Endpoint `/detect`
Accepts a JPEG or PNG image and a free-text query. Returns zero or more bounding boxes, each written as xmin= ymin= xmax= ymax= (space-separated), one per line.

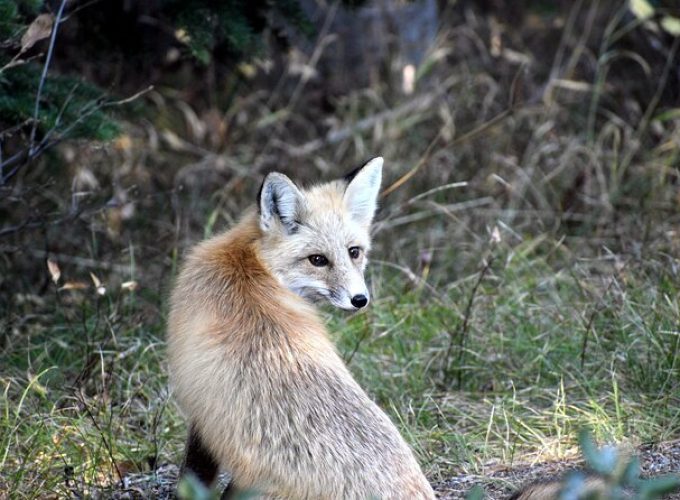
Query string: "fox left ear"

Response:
xmin=343 ymin=157 xmax=383 ymax=227
xmin=259 ymin=172 xmax=305 ymax=234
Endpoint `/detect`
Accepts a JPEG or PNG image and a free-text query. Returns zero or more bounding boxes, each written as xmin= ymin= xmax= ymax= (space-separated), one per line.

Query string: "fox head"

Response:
xmin=257 ymin=157 xmax=382 ymax=311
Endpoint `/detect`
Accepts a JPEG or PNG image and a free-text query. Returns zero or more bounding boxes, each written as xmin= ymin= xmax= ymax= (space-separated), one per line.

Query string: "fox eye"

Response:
xmin=308 ymin=254 xmax=329 ymax=267
xmin=348 ymin=247 xmax=361 ymax=259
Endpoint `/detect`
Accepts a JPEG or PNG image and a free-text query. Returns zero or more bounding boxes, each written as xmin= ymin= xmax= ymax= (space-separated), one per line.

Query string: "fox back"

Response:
xmin=167 ymin=158 xmax=434 ymax=499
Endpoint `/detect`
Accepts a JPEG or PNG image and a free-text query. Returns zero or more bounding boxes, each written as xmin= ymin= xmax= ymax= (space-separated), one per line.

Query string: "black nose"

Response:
xmin=351 ymin=294 xmax=368 ymax=308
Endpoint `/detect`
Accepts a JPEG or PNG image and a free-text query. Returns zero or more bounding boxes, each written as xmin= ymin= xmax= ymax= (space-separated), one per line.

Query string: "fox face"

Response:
xmin=257 ymin=158 xmax=382 ymax=311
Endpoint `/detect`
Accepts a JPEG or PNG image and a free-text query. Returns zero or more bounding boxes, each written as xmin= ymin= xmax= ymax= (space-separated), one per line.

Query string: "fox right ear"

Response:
xmin=343 ymin=157 xmax=383 ymax=228
xmin=258 ymin=173 xmax=305 ymax=233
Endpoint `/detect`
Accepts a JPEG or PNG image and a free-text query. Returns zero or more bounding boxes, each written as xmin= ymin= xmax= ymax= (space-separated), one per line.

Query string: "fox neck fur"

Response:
xmin=175 ymin=210 xmax=333 ymax=354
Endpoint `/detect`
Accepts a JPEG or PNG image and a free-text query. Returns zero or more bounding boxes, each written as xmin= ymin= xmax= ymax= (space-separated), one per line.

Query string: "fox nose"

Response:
xmin=351 ymin=294 xmax=368 ymax=308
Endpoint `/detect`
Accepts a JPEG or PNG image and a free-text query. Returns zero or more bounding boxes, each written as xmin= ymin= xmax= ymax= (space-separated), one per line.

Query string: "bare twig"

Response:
xmin=343 ymin=320 xmax=372 ymax=366
xmin=0 ymin=52 xmax=44 ymax=73
xmin=251 ymin=1 xmax=340 ymax=170
xmin=60 ymin=0 xmax=102 ymax=22
xmin=380 ymin=128 xmax=444 ymax=198
xmin=377 ymin=64 xmax=523 ymax=206
xmin=404 ymin=182 xmax=468 ymax=204
xmin=280 ymin=75 xmax=460 ymax=159
xmin=28 ymin=0 xmax=68 ymax=156
xmin=441 ymin=252 xmax=495 ymax=387
xmin=0 ymin=191 xmax=109 ymax=237
xmin=74 ymin=388 xmax=123 ymax=484
xmin=577 ymin=262 xmax=626 ymax=369
xmin=373 ymin=259 xmax=449 ymax=304
xmin=1 ymin=86 xmax=152 ymax=186
xmin=619 ymin=35 xmax=680 ymax=175
xmin=285 ymin=1 xmax=339 ymax=112
xmin=381 ymin=108 xmax=512 ymax=198
xmin=586 ymin=4 xmax=629 ymax=142
xmin=149 ymin=395 xmax=170 ymax=473
xmin=0 ymin=245 xmax=133 ymax=273
xmin=0 ymin=118 xmax=34 ymax=141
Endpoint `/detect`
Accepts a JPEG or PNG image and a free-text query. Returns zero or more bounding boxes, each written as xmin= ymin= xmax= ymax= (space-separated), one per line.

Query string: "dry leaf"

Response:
xmin=89 ymin=272 xmax=101 ymax=288
xmin=661 ymin=16 xmax=680 ymax=36
xmin=21 ymin=14 xmax=54 ymax=53
xmin=46 ymin=258 xmax=60 ymax=284
xmin=114 ymin=134 xmax=133 ymax=151
xmin=115 ymin=460 xmax=138 ymax=480
xmin=630 ymin=0 xmax=654 ymax=20
xmin=402 ymin=64 xmax=416 ymax=95
xmin=161 ymin=129 xmax=185 ymax=151
xmin=177 ymin=101 xmax=206 ymax=142
xmin=73 ymin=167 xmax=100 ymax=191
xmin=174 ymin=28 xmax=190 ymax=44
xmin=60 ymin=281 xmax=88 ymax=291
xmin=490 ymin=226 xmax=502 ymax=244
xmin=120 ymin=280 xmax=138 ymax=292
xmin=89 ymin=272 xmax=106 ymax=296
xmin=238 ymin=62 xmax=257 ymax=79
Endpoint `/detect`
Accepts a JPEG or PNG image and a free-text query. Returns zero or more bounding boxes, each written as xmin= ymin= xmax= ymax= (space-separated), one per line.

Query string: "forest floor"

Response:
xmin=103 ymin=440 xmax=680 ymax=498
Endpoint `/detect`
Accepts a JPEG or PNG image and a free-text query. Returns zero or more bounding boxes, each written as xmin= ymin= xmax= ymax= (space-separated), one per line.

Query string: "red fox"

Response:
xmin=168 ymin=158 xmax=435 ymax=499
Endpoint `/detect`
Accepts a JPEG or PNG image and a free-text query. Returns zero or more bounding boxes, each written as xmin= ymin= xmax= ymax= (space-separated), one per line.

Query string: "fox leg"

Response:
xmin=219 ymin=483 xmax=239 ymax=499
xmin=180 ymin=424 xmax=221 ymax=487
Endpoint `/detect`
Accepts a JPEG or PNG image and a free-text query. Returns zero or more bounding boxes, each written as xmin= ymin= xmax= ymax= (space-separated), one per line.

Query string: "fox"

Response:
xmin=509 ymin=472 xmax=632 ymax=500
xmin=167 ymin=157 xmax=435 ymax=499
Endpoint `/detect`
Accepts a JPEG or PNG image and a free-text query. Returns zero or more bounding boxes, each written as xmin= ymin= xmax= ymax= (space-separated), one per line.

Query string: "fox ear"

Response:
xmin=258 ymin=172 xmax=305 ymax=233
xmin=343 ymin=157 xmax=383 ymax=227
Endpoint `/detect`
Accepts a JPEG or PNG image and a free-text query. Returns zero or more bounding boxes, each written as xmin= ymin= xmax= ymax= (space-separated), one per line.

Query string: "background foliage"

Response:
xmin=0 ymin=0 xmax=323 ymax=165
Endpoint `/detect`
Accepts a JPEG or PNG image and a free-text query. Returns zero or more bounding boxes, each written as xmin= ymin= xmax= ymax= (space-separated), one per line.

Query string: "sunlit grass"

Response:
xmin=328 ymin=235 xmax=680 ymax=481
xmin=0 ymin=292 xmax=182 ymax=497
xmin=2 ymin=224 xmax=679 ymax=496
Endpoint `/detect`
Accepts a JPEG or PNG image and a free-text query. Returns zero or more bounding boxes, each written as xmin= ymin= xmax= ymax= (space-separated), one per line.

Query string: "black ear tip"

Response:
xmin=344 ymin=157 xmax=383 ymax=183
xmin=344 ymin=158 xmax=373 ymax=183
xmin=343 ymin=166 xmax=363 ymax=184
xmin=257 ymin=170 xmax=276 ymax=205
xmin=257 ymin=172 xmax=278 ymax=211
xmin=256 ymin=177 xmax=267 ymax=211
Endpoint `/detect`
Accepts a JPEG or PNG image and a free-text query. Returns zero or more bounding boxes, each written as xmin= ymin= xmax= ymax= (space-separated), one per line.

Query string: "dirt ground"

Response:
xmin=107 ymin=441 xmax=680 ymax=499
xmin=435 ymin=440 xmax=680 ymax=499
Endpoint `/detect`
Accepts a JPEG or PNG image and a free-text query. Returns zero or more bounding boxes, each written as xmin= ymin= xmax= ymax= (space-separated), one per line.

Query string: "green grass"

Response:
xmin=0 ymin=292 xmax=182 ymax=496
xmin=2 ymin=234 xmax=679 ymax=496
xmin=329 ymin=237 xmax=680 ymax=479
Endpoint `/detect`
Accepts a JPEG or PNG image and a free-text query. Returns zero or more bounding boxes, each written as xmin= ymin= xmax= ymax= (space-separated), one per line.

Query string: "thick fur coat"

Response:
xmin=168 ymin=159 xmax=434 ymax=499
